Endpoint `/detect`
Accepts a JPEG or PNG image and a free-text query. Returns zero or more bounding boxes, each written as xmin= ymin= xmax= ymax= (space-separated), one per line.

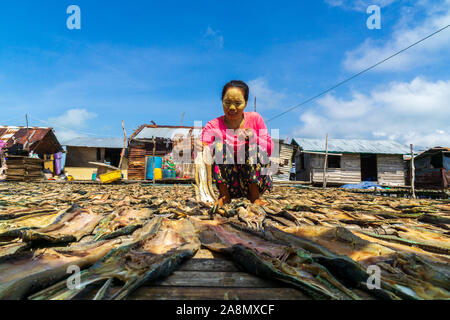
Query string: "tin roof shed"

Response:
xmin=292 ymin=138 xmax=410 ymax=155
xmin=63 ymin=137 xmax=124 ymax=149
xmin=0 ymin=126 xmax=63 ymax=155
xmin=131 ymin=125 xmax=201 ymax=141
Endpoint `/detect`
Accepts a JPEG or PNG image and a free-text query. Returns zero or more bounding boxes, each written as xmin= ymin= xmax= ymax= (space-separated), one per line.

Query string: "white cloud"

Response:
xmin=48 ymin=108 xmax=97 ymax=142
xmin=344 ymin=0 xmax=450 ymax=72
xmin=203 ymin=26 xmax=224 ymax=49
xmin=248 ymin=78 xmax=287 ymax=110
xmin=325 ymin=0 xmax=398 ymax=11
xmin=294 ymin=77 xmax=450 ymax=148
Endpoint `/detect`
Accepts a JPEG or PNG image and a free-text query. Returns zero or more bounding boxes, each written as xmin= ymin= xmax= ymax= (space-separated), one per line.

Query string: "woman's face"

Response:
xmin=222 ymin=87 xmax=247 ymax=120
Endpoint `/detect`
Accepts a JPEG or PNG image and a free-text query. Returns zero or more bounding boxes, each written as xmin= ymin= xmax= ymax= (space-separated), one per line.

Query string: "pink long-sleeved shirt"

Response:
xmin=201 ymin=112 xmax=273 ymax=157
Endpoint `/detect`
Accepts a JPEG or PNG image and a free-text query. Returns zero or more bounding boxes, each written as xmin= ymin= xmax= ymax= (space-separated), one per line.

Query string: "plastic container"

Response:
xmin=99 ymin=170 xmax=122 ymax=183
xmin=146 ymin=156 xmax=163 ymax=180
xmin=92 ymin=173 xmax=97 ymax=181
xmin=162 ymin=169 xmax=171 ymax=178
xmin=154 ymin=168 xmax=162 ymax=180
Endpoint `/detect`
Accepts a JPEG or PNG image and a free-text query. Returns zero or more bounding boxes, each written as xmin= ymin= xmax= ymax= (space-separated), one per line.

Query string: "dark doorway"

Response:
xmin=360 ymin=154 xmax=378 ymax=182
xmin=105 ymin=148 xmax=121 ymax=167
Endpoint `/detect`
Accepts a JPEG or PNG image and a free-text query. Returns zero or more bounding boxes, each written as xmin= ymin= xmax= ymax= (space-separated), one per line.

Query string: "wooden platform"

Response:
xmin=79 ymin=249 xmax=311 ymax=300
xmin=39 ymin=179 xmax=195 ymax=185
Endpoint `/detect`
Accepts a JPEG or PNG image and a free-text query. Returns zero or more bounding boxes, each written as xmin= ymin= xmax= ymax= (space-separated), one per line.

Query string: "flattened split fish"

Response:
xmin=0 ymin=238 xmax=127 ymax=300
xmin=30 ymin=217 xmax=200 ymax=300
xmin=194 ymin=147 xmax=217 ymax=204
xmin=21 ymin=205 xmax=106 ymax=245
xmin=193 ymin=217 xmax=364 ymax=300
xmin=93 ymin=207 xmax=154 ymax=241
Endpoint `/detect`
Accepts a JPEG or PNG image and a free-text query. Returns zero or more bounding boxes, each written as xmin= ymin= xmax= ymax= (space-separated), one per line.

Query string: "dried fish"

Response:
xmin=0 ymin=238 xmax=127 ymax=300
xmin=0 ymin=182 xmax=448 ymax=300
xmin=194 ymin=148 xmax=217 ymax=204
xmin=195 ymin=218 xmax=366 ymax=300
xmin=30 ymin=217 xmax=200 ymax=300
xmin=21 ymin=205 xmax=106 ymax=245
xmin=93 ymin=207 xmax=154 ymax=241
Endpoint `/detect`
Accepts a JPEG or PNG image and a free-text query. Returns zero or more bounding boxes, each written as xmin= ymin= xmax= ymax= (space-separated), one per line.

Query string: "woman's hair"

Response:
xmin=221 ymin=80 xmax=249 ymax=102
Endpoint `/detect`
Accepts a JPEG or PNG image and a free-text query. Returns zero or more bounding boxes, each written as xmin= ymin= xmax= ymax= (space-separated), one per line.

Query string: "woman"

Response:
xmin=198 ymin=80 xmax=273 ymax=206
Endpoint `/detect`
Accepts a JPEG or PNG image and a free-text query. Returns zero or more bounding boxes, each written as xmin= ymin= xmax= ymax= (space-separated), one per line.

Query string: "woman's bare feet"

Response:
xmin=217 ymin=195 xmax=231 ymax=207
xmin=216 ymin=183 xmax=231 ymax=207
xmin=252 ymin=198 xmax=268 ymax=206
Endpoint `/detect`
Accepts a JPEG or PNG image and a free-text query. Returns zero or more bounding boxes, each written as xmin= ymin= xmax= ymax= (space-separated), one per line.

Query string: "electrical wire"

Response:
xmin=27 ymin=115 xmax=119 ymax=138
xmin=266 ymin=24 xmax=450 ymax=123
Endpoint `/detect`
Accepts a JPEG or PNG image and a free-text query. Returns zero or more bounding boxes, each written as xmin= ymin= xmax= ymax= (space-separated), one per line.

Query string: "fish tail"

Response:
xmin=110 ymin=277 xmax=140 ymax=300
xmin=28 ymin=271 xmax=105 ymax=300
xmin=93 ymin=278 xmax=113 ymax=300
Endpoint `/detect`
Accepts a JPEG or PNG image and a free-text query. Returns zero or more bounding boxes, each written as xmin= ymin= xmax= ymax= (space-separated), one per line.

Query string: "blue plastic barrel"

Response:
xmin=155 ymin=157 xmax=162 ymax=168
xmin=146 ymin=157 xmax=163 ymax=180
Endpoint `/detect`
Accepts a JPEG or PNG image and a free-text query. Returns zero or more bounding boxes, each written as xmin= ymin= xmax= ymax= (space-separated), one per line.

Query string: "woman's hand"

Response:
xmin=193 ymin=139 xmax=208 ymax=153
xmin=238 ymin=128 xmax=255 ymax=142
xmin=193 ymin=139 xmax=202 ymax=152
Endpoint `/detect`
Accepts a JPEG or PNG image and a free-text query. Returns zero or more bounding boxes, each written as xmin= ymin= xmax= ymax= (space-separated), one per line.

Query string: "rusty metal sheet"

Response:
xmin=0 ymin=127 xmax=50 ymax=147
xmin=0 ymin=126 xmax=62 ymax=154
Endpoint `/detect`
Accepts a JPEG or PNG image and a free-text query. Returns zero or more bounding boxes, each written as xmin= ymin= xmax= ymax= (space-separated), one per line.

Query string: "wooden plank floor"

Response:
xmin=79 ymin=249 xmax=311 ymax=300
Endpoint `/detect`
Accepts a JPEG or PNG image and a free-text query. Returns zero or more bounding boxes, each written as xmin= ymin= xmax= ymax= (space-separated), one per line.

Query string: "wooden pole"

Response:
xmin=410 ymin=144 xmax=416 ymax=199
xmin=25 ymin=114 xmax=30 ymax=151
xmin=152 ymin=136 xmax=156 ymax=185
xmin=180 ymin=112 xmax=185 ymax=126
xmin=118 ymin=120 xmax=127 ymax=170
xmin=323 ymin=133 xmax=328 ymax=188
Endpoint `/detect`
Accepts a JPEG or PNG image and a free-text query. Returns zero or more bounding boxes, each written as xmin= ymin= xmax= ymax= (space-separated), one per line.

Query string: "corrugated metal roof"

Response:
xmin=0 ymin=126 xmax=61 ymax=150
xmin=0 ymin=126 xmax=63 ymax=154
xmin=414 ymin=146 xmax=450 ymax=160
xmin=63 ymin=137 xmax=124 ymax=149
xmin=133 ymin=126 xmax=202 ymax=140
xmin=292 ymin=138 xmax=410 ymax=155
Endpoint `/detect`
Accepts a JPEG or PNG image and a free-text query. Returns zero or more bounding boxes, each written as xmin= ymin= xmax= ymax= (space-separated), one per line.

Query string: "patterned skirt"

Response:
xmin=211 ymin=141 xmax=273 ymax=199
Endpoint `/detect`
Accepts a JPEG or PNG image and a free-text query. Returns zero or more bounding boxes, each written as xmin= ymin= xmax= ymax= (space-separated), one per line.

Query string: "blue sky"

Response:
xmin=1 ymin=0 xmax=449 ymax=148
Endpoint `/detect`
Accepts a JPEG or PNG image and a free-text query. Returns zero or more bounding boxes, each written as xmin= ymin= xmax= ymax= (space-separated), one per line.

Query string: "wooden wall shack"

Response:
xmin=271 ymin=141 xmax=294 ymax=181
xmin=410 ymin=147 xmax=450 ymax=189
xmin=127 ymin=125 xmax=199 ymax=180
xmin=63 ymin=138 xmax=129 ymax=180
xmin=65 ymin=147 xmax=102 ymax=167
xmin=128 ymin=140 xmax=172 ymax=180
xmin=377 ymin=154 xmax=405 ymax=186
xmin=311 ymin=153 xmax=359 ymax=184
xmin=293 ymin=138 xmax=410 ymax=187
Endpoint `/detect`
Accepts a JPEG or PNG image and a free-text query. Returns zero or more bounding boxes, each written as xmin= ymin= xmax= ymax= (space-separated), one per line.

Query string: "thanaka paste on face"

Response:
xmin=222 ymin=87 xmax=247 ymax=121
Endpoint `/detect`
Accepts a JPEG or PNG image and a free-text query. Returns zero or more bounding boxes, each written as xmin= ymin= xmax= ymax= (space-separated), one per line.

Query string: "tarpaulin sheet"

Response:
xmin=340 ymin=181 xmax=385 ymax=190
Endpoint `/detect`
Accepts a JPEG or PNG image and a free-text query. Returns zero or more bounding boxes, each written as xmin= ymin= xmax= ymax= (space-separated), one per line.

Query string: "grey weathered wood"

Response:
xmin=127 ymin=286 xmax=310 ymax=300
xmin=153 ymin=271 xmax=281 ymax=288
xmin=377 ymin=155 xmax=405 ymax=186
xmin=118 ymin=120 xmax=127 ymax=170
xmin=178 ymin=259 xmax=239 ymax=272
xmin=410 ymin=144 xmax=416 ymax=199
xmin=323 ymin=133 xmax=328 ymax=188
xmin=152 ymin=136 xmax=156 ymax=185
xmin=308 ymin=151 xmax=406 ymax=186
